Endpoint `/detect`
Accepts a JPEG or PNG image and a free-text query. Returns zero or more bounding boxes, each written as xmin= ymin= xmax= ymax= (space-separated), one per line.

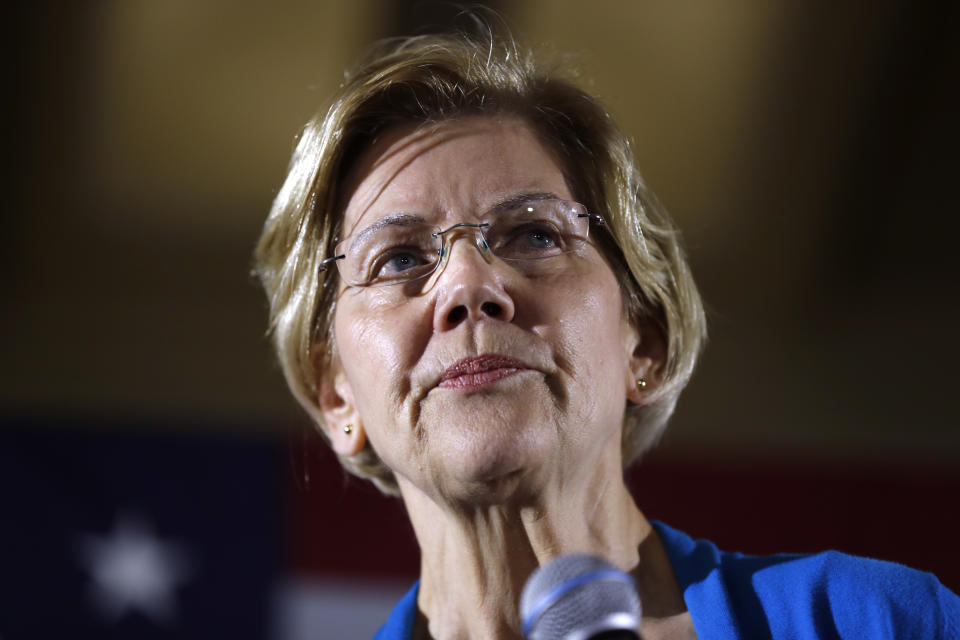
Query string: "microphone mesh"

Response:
xmin=520 ymin=554 xmax=641 ymax=639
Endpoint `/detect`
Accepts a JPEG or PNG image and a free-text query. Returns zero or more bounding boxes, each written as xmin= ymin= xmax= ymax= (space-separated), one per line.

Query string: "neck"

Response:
xmin=398 ymin=461 xmax=651 ymax=639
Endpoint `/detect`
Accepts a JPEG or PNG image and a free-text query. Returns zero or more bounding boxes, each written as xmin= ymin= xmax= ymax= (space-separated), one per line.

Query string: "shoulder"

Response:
xmin=749 ymin=550 xmax=959 ymax=638
xmin=652 ymin=521 xmax=960 ymax=639
xmin=374 ymin=581 xmax=420 ymax=640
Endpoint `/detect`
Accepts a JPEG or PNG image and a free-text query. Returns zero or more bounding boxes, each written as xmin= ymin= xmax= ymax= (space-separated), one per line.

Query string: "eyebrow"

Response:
xmin=350 ymin=213 xmax=428 ymax=250
xmin=488 ymin=192 xmax=559 ymax=214
xmin=347 ymin=192 xmax=560 ymax=248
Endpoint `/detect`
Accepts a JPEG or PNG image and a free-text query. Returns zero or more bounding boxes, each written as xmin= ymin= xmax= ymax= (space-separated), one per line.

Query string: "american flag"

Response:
xmin=0 ymin=416 xmax=414 ymax=639
xmin=4 ymin=414 xmax=957 ymax=638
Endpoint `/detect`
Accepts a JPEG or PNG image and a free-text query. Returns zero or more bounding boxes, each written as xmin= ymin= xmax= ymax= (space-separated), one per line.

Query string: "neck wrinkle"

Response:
xmin=398 ymin=465 xmax=650 ymax=640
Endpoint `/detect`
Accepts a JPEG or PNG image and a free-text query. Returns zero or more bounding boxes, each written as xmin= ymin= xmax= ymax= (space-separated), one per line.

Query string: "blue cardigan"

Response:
xmin=374 ymin=521 xmax=960 ymax=638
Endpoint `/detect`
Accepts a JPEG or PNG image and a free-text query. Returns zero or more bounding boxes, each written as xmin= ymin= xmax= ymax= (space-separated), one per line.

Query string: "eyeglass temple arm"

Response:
xmin=319 ymin=254 xmax=345 ymax=272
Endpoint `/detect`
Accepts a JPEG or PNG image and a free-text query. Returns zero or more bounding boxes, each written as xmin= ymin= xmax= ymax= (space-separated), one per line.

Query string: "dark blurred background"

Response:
xmin=3 ymin=1 xmax=959 ymax=638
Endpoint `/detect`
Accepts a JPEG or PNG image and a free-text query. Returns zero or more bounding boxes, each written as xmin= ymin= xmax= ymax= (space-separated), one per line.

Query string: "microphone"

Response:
xmin=519 ymin=554 xmax=641 ymax=639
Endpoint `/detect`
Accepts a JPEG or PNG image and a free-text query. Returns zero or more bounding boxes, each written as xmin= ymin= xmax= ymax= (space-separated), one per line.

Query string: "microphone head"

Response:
xmin=519 ymin=553 xmax=641 ymax=640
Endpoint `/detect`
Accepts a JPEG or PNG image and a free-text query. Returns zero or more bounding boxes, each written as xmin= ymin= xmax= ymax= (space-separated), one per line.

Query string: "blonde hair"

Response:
xmin=254 ymin=31 xmax=706 ymax=495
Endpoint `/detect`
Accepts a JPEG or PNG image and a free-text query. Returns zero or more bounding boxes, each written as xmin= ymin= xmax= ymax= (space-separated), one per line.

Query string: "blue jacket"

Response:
xmin=374 ymin=521 xmax=960 ymax=638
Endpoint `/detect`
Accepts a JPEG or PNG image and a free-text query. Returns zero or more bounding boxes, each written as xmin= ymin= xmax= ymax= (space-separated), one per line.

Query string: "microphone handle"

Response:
xmin=589 ymin=631 xmax=640 ymax=639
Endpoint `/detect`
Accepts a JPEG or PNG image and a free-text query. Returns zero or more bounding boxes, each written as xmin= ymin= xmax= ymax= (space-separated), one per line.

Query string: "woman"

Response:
xmin=254 ymin=32 xmax=958 ymax=639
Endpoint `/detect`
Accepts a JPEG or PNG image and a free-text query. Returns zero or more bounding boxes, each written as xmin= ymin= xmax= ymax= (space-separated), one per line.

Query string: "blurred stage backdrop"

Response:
xmin=4 ymin=1 xmax=959 ymax=637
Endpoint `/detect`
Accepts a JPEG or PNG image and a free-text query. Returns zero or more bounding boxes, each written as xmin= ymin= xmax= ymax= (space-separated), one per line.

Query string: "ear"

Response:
xmin=312 ymin=343 xmax=366 ymax=457
xmin=622 ymin=317 xmax=668 ymax=405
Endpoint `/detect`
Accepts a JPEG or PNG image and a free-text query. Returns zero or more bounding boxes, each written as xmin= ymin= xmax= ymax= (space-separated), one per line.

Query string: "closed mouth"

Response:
xmin=438 ymin=354 xmax=529 ymax=390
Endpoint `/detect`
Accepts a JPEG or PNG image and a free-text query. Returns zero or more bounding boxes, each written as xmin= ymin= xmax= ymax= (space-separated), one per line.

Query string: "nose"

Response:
xmin=432 ymin=232 xmax=516 ymax=332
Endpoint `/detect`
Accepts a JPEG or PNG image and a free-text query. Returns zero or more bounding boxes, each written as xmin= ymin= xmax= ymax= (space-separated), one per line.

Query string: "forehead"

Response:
xmin=339 ymin=116 xmax=572 ymax=237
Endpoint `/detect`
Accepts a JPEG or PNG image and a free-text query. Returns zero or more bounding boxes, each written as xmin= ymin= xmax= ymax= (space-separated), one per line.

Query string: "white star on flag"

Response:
xmin=77 ymin=511 xmax=193 ymax=626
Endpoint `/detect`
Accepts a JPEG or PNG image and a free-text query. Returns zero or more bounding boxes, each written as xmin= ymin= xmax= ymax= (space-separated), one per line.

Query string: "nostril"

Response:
xmin=446 ymin=305 xmax=468 ymax=326
xmin=480 ymin=301 xmax=502 ymax=317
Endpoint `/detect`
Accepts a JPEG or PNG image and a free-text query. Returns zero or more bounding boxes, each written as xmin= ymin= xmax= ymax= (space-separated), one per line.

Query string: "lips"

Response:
xmin=438 ymin=354 xmax=528 ymax=390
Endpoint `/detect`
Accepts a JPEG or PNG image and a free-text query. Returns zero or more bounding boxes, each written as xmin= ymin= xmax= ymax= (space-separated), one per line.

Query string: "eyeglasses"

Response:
xmin=320 ymin=198 xmax=604 ymax=288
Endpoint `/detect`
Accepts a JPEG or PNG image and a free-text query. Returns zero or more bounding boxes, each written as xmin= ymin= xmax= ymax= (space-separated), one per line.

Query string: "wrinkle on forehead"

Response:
xmin=339 ymin=117 xmax=538 ymax=238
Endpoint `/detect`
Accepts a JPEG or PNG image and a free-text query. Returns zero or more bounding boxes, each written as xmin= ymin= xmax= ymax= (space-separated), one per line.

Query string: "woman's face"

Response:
xmin=323 ymin=116 xmax=642 ymax=502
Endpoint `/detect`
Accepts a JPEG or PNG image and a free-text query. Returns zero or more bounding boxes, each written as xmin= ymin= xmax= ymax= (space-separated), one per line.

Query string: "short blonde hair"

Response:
xmin=254 ymin=31 xmax=706 ymax=495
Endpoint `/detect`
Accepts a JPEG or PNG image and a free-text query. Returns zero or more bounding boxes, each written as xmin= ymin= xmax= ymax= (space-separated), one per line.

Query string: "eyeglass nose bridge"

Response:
xmin=431 ymin=221 xmax=495 ymax=267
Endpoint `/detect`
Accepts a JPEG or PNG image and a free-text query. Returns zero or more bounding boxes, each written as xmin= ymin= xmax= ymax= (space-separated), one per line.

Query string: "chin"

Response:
xmin=427 ymin=427 xmax=555 ymax=505
xmin=414 ymin=383 xmax=561 ymax=501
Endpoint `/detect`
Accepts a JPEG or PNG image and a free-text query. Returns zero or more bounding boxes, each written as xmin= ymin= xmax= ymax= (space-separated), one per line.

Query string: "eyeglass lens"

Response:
xmin=334 ymin=199 xmax=592 ymax=287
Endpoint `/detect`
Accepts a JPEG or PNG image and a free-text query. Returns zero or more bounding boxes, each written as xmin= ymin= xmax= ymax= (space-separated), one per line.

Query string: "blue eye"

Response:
xmin=382 ymin=251 xmax=422 ymax=273
xmin=525 ymin=228 xmax=558 ymax=249
xmin=501 ymin=223 xmax=562 ymax=253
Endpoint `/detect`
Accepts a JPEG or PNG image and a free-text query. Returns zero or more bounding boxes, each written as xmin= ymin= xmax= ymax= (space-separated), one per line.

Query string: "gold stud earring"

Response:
xmin=635 ymin=378 xmax=647 ymax=389
xmin=343 ymin=424 xmax=353 ymax=435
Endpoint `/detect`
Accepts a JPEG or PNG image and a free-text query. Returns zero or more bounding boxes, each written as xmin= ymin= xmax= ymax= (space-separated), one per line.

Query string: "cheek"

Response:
xmin=547 ymin=266 xmax=627 ymax=360
xmin=333 ymin=295 xmax=431 ymax=411
xmin=545 ymin=267 xmax=629 ymax=414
